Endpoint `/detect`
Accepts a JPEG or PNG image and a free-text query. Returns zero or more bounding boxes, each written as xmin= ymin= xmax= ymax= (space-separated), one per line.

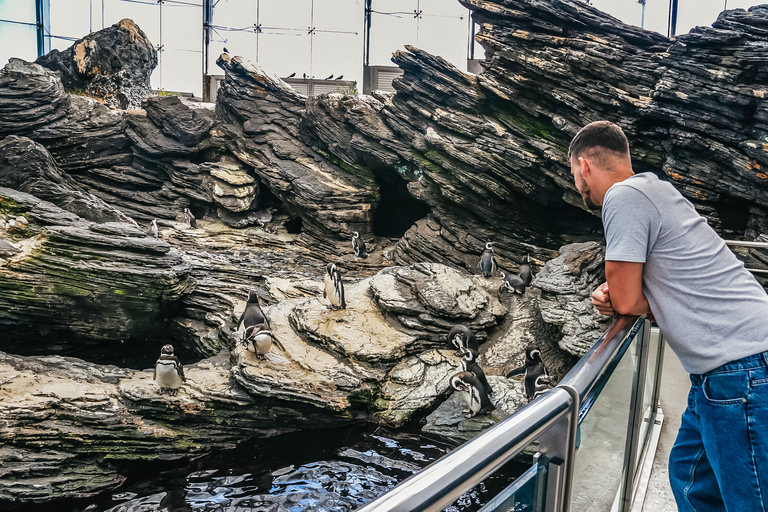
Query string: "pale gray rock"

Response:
xmin=422 ymin=376 xmax=527 ymax=442
xmin=533 ymin=242 xmax=609 ymax=356
xmin=370 ymin=262 xmax=507 ymax=342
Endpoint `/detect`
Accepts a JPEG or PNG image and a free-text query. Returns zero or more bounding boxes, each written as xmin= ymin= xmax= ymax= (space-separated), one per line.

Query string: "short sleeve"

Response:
xmin=602 ymin=183 xmax=662 ymax=263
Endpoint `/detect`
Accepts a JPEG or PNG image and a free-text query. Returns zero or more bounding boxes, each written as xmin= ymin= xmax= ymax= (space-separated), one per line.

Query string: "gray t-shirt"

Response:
xmin=603 ymin=172 xmax=768 ymax=374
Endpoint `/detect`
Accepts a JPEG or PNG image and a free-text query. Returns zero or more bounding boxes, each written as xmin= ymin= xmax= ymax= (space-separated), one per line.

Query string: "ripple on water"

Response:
xmin=84 ymin=425 xmax=528 ymax=512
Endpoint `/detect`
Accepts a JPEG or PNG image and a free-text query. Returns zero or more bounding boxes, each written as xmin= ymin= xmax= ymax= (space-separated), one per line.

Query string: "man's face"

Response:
xmin=570 ymin=155 xmax=601 ymax=211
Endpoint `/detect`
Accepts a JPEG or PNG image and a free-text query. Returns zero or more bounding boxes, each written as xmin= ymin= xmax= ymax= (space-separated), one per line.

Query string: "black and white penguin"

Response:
xmin=530 ymin=374 xmax=553 ymax=401
xmin=147 ymin=219 xmax=158 ymax=239
xmin=447 ymin=324 xmax=478 ymax=356
xmin=154 ymin=344 xmax=186 ymax=395
xmin=519 ymin=254 xmax=533 ymax=287
xmin=323 ymin=263 xmax=346 ymax=310
xmin=499 ymin=271 xmax=526 ymax=295
xmin=184 ymin=208 xmax=197 ymax=229
xmin=506 ymin=345 xmax=550 ymax=402
xmin=478 ymin=242 xmax=496 ymax=278
xmin=237 ymin=290 xmax=269 ymax=334
xmin=460 ymin=347 xmax=493 ymax=397
xmin=450 ymin=371 xmax=495 ymax=417
xmin=243 ymin=322 xmax=272 ymax=359
xmin=352 ymin=232 xmax=368 ymax=258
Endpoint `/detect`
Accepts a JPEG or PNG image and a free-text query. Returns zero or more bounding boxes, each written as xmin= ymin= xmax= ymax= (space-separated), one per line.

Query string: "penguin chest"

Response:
xmin=250 ymin=332 xmax=272 ymax=355
xmin=324 ymin=275 xmax=342 ymax=306
xmin=155 ymin=362 xmax=183 ymax=389
xmin=459 ymin=387 xmax=482 ymax=414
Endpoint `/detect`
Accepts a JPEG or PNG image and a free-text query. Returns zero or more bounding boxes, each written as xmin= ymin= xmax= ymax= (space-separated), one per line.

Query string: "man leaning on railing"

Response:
xmin=568 ymin=120 xmax=768 ymax=512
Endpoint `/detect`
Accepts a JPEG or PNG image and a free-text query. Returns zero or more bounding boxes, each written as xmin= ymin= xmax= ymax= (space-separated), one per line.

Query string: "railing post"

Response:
xmin=538 ymin=385 xmax=579 ymax=512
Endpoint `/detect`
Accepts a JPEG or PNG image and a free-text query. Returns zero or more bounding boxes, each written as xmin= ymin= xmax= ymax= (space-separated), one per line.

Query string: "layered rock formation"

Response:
xmin=3 ymin=0 xmax=768 ymax=504
xmin=36 ymin=19 xmax=156 ymax=110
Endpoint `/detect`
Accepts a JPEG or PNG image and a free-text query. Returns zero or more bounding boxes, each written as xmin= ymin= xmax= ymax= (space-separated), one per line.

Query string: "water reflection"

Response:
xmin=73 ymin=425 xmax=525 ymax=512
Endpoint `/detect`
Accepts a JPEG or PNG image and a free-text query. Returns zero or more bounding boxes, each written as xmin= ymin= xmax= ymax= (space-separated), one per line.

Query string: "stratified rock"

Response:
xmin=369 ymin=262 xmax=506 ymax=342
xmin=422 ymin=376 xmax=527 ymax=442
xmin=0 ymin=59 xmax=70 ymax=137
xmin=533 ymin=242 xmax=609 ymax=356
xmin=213 ymin=54 xmax=379 ymax=253
xmin=0 ymin=187 xmax=194 ymax=357
xmin=143 ymin=95 xmax=215 ymax=146
xmin=0 ymin=135 xmax=133 ymax=225
xmin=36 ymin=19 xmax=157 ymax=110
xmin=376 ymin=349 xmax=459 ymax=425
xmin=483 ymin=290 xmax=577 ymax=381
xmin=0 ymin=350 xmax=353 ymax=502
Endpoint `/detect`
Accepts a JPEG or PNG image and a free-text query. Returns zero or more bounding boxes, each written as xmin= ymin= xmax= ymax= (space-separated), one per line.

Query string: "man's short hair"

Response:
xmin=568 ymin=121 xmax=630 ymax=161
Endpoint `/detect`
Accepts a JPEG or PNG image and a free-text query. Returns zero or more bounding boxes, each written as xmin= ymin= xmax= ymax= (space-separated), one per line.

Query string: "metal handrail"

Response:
xmin=724 ymin=240 xmax=768 ymax=274
xmin=356 ymin=388 xmax=573 ymax=512
xmin=356 ymin=315 xmax=646 ymax=512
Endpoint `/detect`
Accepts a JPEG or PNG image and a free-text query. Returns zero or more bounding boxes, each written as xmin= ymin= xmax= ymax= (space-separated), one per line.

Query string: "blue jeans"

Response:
xmin=669 ymin=351 xmax=768 ymax=511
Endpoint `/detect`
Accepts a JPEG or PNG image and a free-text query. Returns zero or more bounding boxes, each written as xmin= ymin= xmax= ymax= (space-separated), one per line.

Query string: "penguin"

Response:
xmin=506 ymin=345 xmax=550 ymax=402
xmin=450 ymin=371 xmax=495 ymax=418
xmin=478 ymin=242 xmax=496 ymax=278
xmin=530 ymin=374 xmax=553 ymax=401
xmin=447 ymin=324 xmax=478 ymax=356
xmin=499 ymin=271 xmax=526 ymax=295
xmin=243 ymin=323 xmax=272 ymax=359
xmin=237 ymin=290 xmax=269 ymax=334
xmin=352 ymin=232 xmax=368 ymax=258
xmin=154 ymin=344 xmax=185 ymax=395
xmin=323 ymin=263 xmax=346 ymax=310
xmin=519 ymin=254 xmax=533 ymax=287
xmin=460 ymin=347 xmax=493 ymax=397
xmin=147 ymin=219 xmax=158 ymax=239
xmin=184 ymin=208 xmax=197 ymax=229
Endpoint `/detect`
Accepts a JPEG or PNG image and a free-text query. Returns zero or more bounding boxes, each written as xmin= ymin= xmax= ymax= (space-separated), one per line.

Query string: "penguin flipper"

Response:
xmin=153 ymin=366 xmax=157 ymax=380
xmin=506 ymin=365 xmax=525 ymax=378
xmin=237 ymin=311 xmax=245 ymax=330
xmin=175 ymin=356 xmax=186 ymax=382
xmin=492 ymin=258 xmax=497 ymax=273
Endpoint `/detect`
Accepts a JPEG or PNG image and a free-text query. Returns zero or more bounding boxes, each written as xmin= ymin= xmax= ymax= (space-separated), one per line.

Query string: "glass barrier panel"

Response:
xmin=635 ymin=327 xmax=661 ymax=469
xmin=477 ymin=458 xmax=545 ymax=512
xmin=570 ymin=331 xmax=642 ymax=512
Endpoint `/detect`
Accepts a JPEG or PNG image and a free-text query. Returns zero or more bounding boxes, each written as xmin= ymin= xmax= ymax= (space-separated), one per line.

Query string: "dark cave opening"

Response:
xmin=284 ymin=216 xmax=303 ymax=233
xmin=371 ymin=165 xmax=431 ymax=238
xmin=715 ymin=194 xmax=750 ymax=235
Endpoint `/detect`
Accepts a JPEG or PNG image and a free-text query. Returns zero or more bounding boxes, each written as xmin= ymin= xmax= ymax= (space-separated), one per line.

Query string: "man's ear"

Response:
xmin=578 ymin=156 xmax=590 ymax=177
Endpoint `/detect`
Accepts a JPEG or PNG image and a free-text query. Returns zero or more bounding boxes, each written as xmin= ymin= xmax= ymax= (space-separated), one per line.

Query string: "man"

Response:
xmin=569 ymin=120 xmax=768 ymax=511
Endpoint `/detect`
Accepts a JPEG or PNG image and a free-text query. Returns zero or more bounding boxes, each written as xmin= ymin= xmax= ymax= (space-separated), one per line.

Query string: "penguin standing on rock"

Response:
xmin=447 ymin=324 xmax=478 ymax=356
xmin=184 ymin=208 xmax=197 ymax=229
xmin=460 ymin=347 xmax=493 ymax=397
xmin=243 ymin=323 xmax=273 ymax=359
xmin=499 ymin=271 xmax=526 ymax=295
xmin=237 ymin=290 xmax=269 ymax=332
xmin=506 ymin=345 xmax=550 ymax=402
xmin=478 ymin=242 xmax=496 ymax=278
xmin=450 ymin=371 xmax=495 ymax=417
xmin=154 ymin=344 xmax=186 ymax=395
xmin=352 ymin=232 xmax=368 ymax=258
xmin=323 ymin=263 xmax=346 ymax=310
xmin=519 ymin=255 xmax=533 ymax=287
xmin=147 ymin=219 xmax=158 ymax=239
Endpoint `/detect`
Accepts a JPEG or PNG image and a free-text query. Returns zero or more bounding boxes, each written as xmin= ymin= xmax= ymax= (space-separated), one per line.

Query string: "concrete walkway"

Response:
xmin=641 ymin=342 xmax=689 ymax=512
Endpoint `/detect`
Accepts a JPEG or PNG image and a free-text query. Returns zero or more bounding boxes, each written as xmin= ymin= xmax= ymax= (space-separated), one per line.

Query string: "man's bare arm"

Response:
xmin=604 ymin=261 xmax=653 ymax=316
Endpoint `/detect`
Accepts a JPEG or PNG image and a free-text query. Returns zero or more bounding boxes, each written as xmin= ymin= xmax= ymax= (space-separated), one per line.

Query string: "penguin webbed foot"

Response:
xmin=256 ymin=353 xmax=267 ymax=360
